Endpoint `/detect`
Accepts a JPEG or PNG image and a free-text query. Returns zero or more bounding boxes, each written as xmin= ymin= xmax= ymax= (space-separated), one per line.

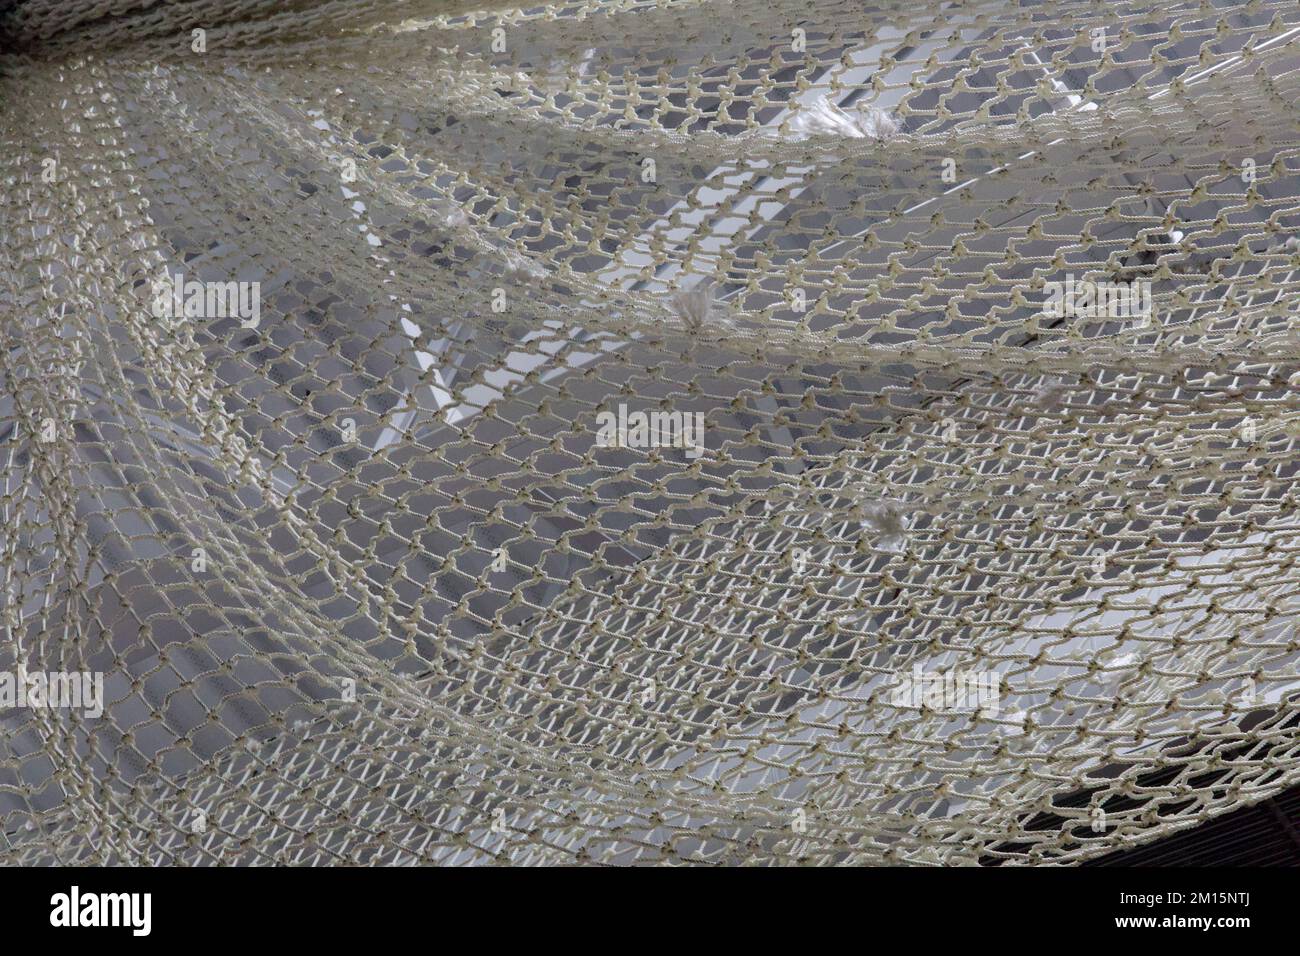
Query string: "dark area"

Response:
xmin=1087 ymin=787 xmax=1300 ymax=866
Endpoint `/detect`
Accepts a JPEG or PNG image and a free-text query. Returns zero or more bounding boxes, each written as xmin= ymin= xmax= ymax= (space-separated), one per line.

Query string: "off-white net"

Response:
xmin=3 ymin=0 xmax=1300 ymax=866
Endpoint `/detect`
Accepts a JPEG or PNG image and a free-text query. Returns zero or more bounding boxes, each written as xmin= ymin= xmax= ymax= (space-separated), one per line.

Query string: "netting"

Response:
xmin=3 ymin=0 xmax=1300 ymax=866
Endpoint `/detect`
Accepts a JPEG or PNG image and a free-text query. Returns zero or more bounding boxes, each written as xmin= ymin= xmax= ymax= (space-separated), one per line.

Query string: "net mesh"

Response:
xmin=3 ymin=0 xmax=1300 ymax=865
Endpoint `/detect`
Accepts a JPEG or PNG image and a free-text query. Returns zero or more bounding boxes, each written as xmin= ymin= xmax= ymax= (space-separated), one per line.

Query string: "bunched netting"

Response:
xmin=3 ymin=0 xmax=1300 ymax=865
